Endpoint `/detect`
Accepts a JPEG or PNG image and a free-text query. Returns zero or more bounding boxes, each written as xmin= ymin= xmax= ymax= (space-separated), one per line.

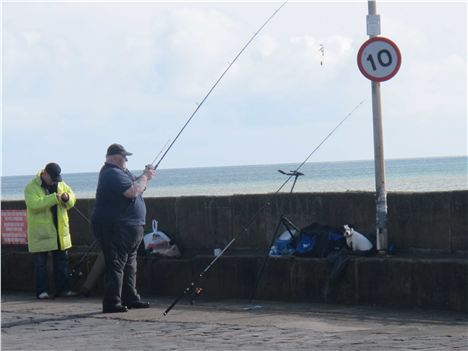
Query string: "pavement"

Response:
xmin=1 ymin=292 xmax=467 ymax=351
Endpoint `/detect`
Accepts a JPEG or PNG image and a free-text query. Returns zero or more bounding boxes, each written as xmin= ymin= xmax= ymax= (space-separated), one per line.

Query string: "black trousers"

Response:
xmin=93 ymin=223 xmax=144 ymax=307
xmin=33 ymin=250 xmax=71 ymax=297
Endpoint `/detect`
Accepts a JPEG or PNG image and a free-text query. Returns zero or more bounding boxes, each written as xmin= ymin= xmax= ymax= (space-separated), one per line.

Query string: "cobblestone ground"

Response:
xmin=2 ymin=292 xmax=467 ymax=350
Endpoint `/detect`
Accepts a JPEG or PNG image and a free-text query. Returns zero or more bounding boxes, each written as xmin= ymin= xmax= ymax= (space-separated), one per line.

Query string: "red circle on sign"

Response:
xmin=357 ymin=36 xmax=401 ymax=82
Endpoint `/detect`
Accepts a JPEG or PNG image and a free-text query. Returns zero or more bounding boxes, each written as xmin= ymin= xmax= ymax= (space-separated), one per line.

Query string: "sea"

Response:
xmin=1 ymin=156 xmax=467 ymax=201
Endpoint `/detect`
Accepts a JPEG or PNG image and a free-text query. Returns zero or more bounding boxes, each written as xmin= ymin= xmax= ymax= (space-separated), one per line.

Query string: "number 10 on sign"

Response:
xmin=357 ymin=36 xmax=401 ymax=82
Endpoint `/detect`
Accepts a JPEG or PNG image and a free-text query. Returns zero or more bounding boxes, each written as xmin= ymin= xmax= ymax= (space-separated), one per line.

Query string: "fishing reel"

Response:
xmin=69 ymin=269 xmax=84 ymax=279
xmin=189 ymin=286 xmax=204 ymax=304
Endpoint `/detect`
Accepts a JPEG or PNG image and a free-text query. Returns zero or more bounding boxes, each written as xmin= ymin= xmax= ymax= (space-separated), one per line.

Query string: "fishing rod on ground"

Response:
xmin=162 ymin=99 xmax=366 ymax=316
xmin=157 ymin=0 xmax=290 ymax=315
xmin=148 ymin=1 xmax=290 ymax=171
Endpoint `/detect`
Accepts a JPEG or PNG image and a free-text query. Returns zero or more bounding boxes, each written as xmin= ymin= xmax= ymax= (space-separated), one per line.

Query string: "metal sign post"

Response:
xmin=357 ymin=1 xmax=401 ymax=253
xmin=368 ymin=0 xmax=387 ymax=253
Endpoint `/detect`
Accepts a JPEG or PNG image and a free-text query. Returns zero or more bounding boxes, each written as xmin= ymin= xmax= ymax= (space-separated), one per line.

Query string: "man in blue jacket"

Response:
xmin=92 ymin=144 xmax=155 ymax=313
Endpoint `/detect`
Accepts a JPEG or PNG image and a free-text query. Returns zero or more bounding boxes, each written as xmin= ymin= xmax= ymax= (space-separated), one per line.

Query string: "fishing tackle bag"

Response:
xmin=294 ymin=223 xmax=346 ymax=258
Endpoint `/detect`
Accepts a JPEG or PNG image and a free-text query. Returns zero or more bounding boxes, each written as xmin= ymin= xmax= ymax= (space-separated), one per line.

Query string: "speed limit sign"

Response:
xmin=357 ymin=37 xmax=401 ymax=82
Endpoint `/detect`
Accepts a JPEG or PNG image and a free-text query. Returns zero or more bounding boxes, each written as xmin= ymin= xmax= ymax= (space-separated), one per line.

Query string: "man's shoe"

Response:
xmin=37 ymin=292 xmax=49 ymax=300
xmin=125 ymin=301 xmax=150 ymax=309
xmin=102 ymin=305 xmax=128 ymax=313
xmin=57 ymin=290 xmax=79 ymax=298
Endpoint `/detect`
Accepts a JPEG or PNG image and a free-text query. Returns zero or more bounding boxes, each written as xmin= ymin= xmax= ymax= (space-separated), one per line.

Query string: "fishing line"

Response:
xmin=152 ymin=0 xmax=289 ymax=170
xmin=276 ymin=99 xmax=365 ymax=193
xmin=151 ymin=139 xmax=171 ymax=167
xmin=163 ymin=99 xmax=366 ymax=316
xmin=73 ymin=206 xmax=91 ymax=225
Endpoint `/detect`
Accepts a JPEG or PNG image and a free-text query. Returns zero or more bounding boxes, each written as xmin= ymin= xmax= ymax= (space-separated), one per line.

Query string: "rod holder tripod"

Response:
xmin=249 ymin=215 xmax=300 ymax=302
xmin=278 ymin=170 xmax=304 ymax=193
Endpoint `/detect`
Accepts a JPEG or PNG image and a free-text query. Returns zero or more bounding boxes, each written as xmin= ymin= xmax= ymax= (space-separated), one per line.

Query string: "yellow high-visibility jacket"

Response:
xmin=24 ymin=171 xmax=76 ymax=253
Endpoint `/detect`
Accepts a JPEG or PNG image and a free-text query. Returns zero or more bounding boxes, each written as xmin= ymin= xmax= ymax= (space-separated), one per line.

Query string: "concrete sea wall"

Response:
xmin=2 ymin=191 xmax=467 ymax=311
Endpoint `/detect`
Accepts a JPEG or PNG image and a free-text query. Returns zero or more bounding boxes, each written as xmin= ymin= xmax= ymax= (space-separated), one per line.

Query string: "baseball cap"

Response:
xmin=45 ymin=163 xmax=62 ymax=182
xmin=106 ymin=143 xmax=133 ymax=157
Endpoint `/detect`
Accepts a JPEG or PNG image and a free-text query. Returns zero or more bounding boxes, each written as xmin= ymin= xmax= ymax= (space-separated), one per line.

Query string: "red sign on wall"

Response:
xmin=1 ymin=210 xmax=28 ymax=245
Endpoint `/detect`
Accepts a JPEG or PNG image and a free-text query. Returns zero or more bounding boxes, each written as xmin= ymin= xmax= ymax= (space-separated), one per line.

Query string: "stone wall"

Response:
xmin=3 ymin=191 xmax=467 ymax=254
xmin=2 ymin=252 xmax=467 ymax=312
xmin=2 ymin=191 xmax=467 ymax=312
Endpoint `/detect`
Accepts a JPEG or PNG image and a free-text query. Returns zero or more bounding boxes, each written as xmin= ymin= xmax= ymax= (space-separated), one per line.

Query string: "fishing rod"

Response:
xmin=163 ymin=99 xmax=366 ymax=316
xmin=150 ymin=0 xmax=290 ymax=170
xmin=275 ymin=100 xmax=366 ymax=193
xmin=69 ymin=206 xmax=98 ymax=282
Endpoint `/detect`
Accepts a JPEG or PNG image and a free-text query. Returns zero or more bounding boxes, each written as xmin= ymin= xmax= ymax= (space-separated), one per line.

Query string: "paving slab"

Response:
xmin=1 ymin=292 xmax=467 ymax=350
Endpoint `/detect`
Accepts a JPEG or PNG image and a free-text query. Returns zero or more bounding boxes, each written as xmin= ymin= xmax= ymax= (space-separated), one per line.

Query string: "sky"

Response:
xmin=2 ymin=0 xmax=467 ymax=176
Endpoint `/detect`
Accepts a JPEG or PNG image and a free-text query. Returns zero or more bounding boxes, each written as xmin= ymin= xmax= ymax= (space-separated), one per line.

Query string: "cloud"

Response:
xmin=2 ymin=2 xmax=466 ymax=176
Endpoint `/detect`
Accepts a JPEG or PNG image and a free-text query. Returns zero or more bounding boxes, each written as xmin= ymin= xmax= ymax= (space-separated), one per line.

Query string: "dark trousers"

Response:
xmin=93 ymin=223 xmax=144 ymax=308
xmin=33 ymin=250 xmax=71 ymax=297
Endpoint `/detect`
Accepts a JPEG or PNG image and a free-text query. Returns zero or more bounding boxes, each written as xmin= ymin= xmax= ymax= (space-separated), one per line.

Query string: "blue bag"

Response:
xmin=295 ymin=233 xmax=316 ymax=255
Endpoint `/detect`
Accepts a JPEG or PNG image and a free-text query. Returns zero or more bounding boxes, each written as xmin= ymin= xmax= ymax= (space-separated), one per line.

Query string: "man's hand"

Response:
xmin=143 ymin=165 xmax=156 ymax=181
xmin=56 ymin=192 xmax=69 ymax=203
xmin=123 ymin=166 xmax=156 ymax=199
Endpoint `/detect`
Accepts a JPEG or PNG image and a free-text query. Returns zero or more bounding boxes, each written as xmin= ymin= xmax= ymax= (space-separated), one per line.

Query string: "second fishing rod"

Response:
xmin=162 ymin=99 xmax=366 ymax=316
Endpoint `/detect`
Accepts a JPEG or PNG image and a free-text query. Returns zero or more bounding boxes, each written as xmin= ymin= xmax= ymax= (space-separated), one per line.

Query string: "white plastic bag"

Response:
xmin=269 ymin=230 xmax=296 ymax=256
xmin=143 ymin=219 xmax=181 ymax=258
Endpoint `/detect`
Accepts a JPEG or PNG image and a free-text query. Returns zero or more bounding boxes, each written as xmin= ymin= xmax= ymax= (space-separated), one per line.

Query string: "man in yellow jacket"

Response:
xmin=24 ymin=162 xmax=77 ymax=299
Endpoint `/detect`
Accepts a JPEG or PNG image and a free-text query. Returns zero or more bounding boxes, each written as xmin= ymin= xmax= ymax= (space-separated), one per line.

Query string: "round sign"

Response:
xmin=357 ymin=37 xmax=401 ymax=82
